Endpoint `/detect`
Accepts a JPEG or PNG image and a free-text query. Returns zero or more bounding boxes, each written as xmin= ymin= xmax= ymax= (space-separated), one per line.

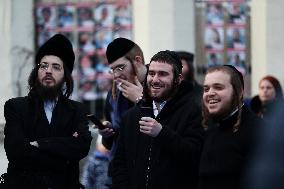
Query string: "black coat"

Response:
xmin=102 ymin=91 xmax=134 ymax=152
xmin=246 ymin=100 xmax=284 ymax=189
xmin=110 ymin=81 xmax=204 ymax=189
xmin=4 ymin=96 xmax=92 ymax=189
xmin=198 ymin=106 xmax=261 ymax=189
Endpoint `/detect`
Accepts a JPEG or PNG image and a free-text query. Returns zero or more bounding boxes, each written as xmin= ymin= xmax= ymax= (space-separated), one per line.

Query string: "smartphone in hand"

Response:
xmin=87 ymin=114 xmax=105 ymax=130
xmin=140 ymin=106 xmax=154 ymax=118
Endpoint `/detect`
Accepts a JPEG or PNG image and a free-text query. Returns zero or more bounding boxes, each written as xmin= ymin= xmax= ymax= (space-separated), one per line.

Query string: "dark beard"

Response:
xmin=35 ymin=79 xmax=64 ymax=101
xmin=207 ymin=100 xmax=235 ymax=121
xmin=147 ymin=81 xmax=178 ymax=103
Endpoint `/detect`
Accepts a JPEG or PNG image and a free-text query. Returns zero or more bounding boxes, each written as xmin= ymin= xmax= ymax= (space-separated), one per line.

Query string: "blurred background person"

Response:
xmin=249 ymin=75 xmax=283 ymax=118
xmin=176 ymin=51 xmax=203 ymax=105
xmin=81 ymin=135 xmax=110 ymax=189
xmin=244 ymin=93 xmax=284 ymax=189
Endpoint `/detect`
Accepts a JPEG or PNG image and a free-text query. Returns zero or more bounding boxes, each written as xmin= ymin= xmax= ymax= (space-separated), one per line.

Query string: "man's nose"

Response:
xmin=208 ymin=88 xmax=216 ymax=96
xmin=152 ymin=74 xmax=159 ymax=82
xmin=46 ymin=66 xmax=53 ymax=73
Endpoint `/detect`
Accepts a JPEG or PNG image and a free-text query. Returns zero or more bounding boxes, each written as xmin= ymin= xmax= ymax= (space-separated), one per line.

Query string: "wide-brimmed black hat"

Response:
xmin=106 ymin=37 xmax=135 ymax=64
xmin=35 ymin=34 xmax=75 ymax=73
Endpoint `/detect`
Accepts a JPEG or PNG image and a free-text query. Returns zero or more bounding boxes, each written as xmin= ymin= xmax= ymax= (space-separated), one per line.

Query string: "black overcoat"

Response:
xmin=198 ymin=106 xmax=261 ymax=189
xmin=110 ymin=81 xmax=204 ymax=189
xmin=3 ymin=96 xmax=92 ymax=189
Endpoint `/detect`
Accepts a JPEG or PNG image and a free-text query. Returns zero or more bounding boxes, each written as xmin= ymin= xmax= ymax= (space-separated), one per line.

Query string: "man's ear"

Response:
xmin=180 ymin=74 xmax=184 ymax=82
xmin=177 ymin=74 xmax=183 ymax=84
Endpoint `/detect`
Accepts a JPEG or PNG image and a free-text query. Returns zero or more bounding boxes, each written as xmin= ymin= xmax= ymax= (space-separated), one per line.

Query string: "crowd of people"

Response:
xmin=2 ymin=34 xmax=284 ymax=189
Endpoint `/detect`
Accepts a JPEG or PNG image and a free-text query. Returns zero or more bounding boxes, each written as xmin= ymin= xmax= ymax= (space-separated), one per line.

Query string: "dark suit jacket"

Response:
xmin=4 ymin=96 xmax=92 ymax=189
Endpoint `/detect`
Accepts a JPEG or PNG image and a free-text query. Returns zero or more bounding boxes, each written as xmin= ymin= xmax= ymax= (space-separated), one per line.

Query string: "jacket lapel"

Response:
xmin=51 ymin=100 xmax=75 ymax=133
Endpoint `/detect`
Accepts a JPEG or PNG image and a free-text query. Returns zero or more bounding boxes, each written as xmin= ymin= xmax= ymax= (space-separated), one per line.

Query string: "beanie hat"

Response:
xmin=35 ymin=34 xmax=75 ymax=73
xmin=106 ymin=38 xmax=135 ymax=64
xmin=224 ymin=65 xmax=244 ymax=89
xmin=261 ymin=75 xmax=283 ymax=98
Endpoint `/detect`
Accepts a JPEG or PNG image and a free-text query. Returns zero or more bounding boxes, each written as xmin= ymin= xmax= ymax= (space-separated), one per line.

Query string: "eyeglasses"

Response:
xmin=38 ymin=62 xmax=63 ymax=72
xmin=109 ymin=64 xmax=127 ymax=74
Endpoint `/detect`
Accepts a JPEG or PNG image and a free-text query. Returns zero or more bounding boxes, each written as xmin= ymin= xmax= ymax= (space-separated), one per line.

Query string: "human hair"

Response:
xmin=28 ymin=61 xmax=74 ymax=100
xmin=124 ymin=44 xmax=145 ymax=63
xmin=259 ymin=75 xmax=283 ymax=99
xmin=176 ymin=51 xmax=195 ymax=81
xmin=202 ymin=65 xmax=244 ymax=132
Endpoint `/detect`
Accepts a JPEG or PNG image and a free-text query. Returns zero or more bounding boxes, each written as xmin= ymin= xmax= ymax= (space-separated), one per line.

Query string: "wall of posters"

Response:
xmin=35 ymin=0 xmax=133 ymax=118
xmin=195 ymin=0 xmax=251 ymax=96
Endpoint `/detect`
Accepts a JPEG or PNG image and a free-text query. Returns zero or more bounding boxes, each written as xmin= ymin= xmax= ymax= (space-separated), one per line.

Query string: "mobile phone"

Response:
xmin=140 ymin=106 xmax=154 ymax=118
xmin=87 ymin=114 xmax=105 ymax=130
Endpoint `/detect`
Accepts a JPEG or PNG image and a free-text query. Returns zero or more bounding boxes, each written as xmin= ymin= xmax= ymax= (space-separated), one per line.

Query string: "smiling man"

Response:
xmin=110 ymin=50 xmax=203 ymax=189
xmin=199 ymin=65 xmax=261 ymax=189
xmin=3 ymin=34 xmax=92 ymax=188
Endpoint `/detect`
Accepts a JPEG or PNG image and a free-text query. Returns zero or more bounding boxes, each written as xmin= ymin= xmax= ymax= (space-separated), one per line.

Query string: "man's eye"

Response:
xmin=214 ymin=86 xmax=224 ymax=91
xmin=117 ymin=66 xmax=124 ymax=71
xmin=53 ymin=65 xmax=62 ymax=70
xmin=39 ymin=63 xmax=48 ymax=69
xmin=148 ymin=72 xmax=155 ymax=76
xmin=159 ymin=72 xmax=167 ymax=76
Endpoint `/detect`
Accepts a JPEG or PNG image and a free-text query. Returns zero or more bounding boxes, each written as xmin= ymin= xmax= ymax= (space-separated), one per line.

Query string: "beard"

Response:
xmin=35 ymin=78 xmax=64 ymax=101
xmin=147 ymin=80 xmax=178 ymax=102
xmin=205 ymin=97 xmax=235 ymax=121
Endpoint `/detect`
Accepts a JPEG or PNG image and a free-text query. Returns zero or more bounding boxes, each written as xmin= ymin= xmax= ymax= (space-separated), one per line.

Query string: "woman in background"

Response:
xmin=250 ymin=75 xmax=283 ymax=118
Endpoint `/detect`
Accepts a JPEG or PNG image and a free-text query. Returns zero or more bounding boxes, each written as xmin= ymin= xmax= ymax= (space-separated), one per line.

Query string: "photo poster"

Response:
xmin=203 ymin=0 xmax=248 ymax=76
xmin=35 ymin=1 xmax=133 ymax=117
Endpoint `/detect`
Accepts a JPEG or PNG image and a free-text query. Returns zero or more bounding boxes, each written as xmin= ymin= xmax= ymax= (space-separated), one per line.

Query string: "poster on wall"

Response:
xmin=201 ymin=0 xmax=249 ymax=72
xmin=196 ymin=0 xmax=250 ymax=95
xmin=35 ymin=0 xmax=133 ymax=118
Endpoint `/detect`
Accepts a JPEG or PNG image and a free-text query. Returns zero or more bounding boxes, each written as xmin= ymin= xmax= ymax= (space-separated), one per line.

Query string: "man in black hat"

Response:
xmin=3 ymin=34 xmax=92 ymax=188
xmin=110 ymin=50 xmax=203 ymax=189
xmin=96 ymin=37 xmax=147 ymax=187
xmin=99 ymin=38 xmax=147 ymax=157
